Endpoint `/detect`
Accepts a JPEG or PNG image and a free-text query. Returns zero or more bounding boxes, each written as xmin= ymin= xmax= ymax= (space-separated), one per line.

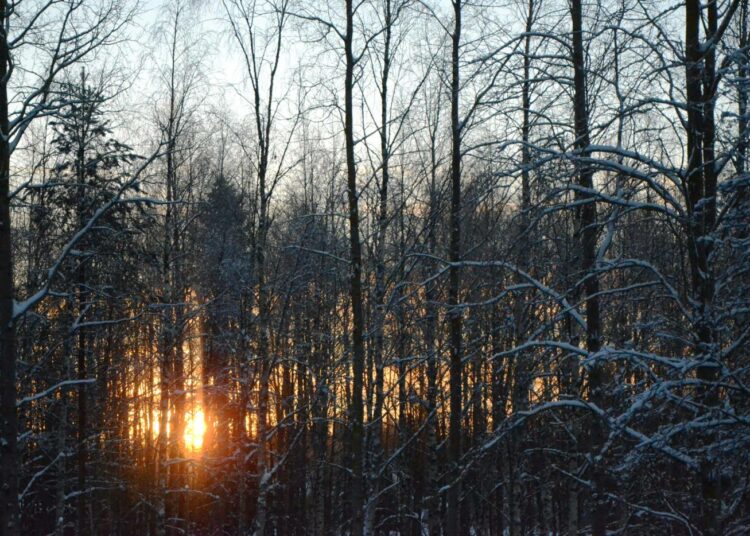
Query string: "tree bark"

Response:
xmin=685 ymin=2 xmax=722 ymax=534
xmin=0 ymin=0 xmax=19 ymax=531
xmin=570 ymin=1 xmax=605 ymax=534
xmin=365 ymin=2 xmax=394 ymax=532
xmin=446 ymin=1 xmax=463 ymax=533
xmin=75 ymin=82 xmax=89 ymax=536
xmin=344 ymin=1 xmax=366 ymax=535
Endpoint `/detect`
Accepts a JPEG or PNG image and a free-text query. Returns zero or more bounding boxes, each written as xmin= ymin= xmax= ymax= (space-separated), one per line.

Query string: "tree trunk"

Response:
xmin=76 ymin=250 xmax=88 ymax=536
xmin=570 ymin=1 xmax=605 ymax=533
xmin=447 ymin=1 xmax=463 ymax=533
xmin=344 ymin=2 xmax=366 ymax=535
xmin=76 ymin=105 xmax=89 ymax=536
xmin=254 ymin=143 xmax=270 ymax=536
xmin=738 ymin=0 xmax=748 ymax=177
xmin=0 ymin=0 xmax=19 ymax=532
xmin=365 ymin=2 xmax=394 ymax=531
xmin=685 ymin=1 xmax=722 ymax=534
xmin=509 ymin=4 xmax=535 ymax=533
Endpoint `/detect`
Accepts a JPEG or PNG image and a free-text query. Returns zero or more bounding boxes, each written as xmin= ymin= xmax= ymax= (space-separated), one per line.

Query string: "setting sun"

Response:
xmin=184 ymin=409 xmax=206 ymax=451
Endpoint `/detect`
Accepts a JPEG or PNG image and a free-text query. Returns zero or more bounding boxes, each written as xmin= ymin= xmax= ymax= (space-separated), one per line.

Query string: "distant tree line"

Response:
xmin=1 ymin=0 xmax=749 ymax=535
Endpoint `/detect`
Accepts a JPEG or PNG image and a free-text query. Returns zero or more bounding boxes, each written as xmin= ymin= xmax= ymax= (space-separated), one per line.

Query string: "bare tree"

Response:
xmin=0 ymin=3 xmax=134 ymax=534
xmin=223 ymin=0 xmax=299 ymax=532
xmin=446 ymin=0 xmax=463 ymax=533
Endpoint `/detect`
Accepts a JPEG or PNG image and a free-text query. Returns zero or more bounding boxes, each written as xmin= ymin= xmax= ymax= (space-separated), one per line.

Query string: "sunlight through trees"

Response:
xmin=1 ymin=1 xmax=749 ymax=535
